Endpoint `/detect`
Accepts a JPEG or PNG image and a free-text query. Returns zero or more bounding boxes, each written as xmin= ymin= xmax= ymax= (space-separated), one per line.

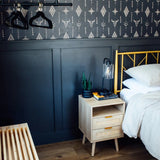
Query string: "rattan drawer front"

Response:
xmin=92 ymin=126 xmax=123 ymax=141
xmin=92 ymin=115 xmax=123 ymax=130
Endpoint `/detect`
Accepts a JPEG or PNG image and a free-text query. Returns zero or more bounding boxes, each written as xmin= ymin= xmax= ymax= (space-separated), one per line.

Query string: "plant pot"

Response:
xmin=82 ymin=90 xmax=92 ymax=98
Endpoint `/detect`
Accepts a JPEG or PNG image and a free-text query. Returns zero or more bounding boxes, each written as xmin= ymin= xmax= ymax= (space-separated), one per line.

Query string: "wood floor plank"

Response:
xmin=36 ymin=138 xmax=156 ymax=160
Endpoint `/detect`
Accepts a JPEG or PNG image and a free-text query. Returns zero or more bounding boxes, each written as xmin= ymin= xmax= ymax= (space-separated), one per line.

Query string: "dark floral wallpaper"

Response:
xmin=0 ymin=0 xmax=160 ymax=41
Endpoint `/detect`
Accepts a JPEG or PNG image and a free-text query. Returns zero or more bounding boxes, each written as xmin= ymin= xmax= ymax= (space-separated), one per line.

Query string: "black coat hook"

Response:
xmin=29 ymin=12 xmax=53 ymax=29
xmin=11 ymin=11 xmax=28 ymax=29
xmin=5 ymin=3 xmax=28 ymax=29
xmin=29 ymin=3 xmax=53 ymax=29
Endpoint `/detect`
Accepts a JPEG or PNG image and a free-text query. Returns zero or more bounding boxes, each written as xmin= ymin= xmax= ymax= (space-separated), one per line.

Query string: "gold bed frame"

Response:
xmin=114 ymin=50 xmax=160 ymax=95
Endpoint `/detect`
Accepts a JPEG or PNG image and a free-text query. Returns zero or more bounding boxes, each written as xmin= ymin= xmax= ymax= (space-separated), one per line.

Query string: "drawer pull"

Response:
xmin=105 ymin=116 xmax=112 ymax=118
xmin=105 ymin=127 xmax=112 ymax=130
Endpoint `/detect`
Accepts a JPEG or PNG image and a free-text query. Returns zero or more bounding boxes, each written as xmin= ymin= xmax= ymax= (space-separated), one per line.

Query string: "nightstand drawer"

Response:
xmin=92 ymin=126 xmax=123 ymax=141
xmin=92 ymin=115 xmax=123 ymax=129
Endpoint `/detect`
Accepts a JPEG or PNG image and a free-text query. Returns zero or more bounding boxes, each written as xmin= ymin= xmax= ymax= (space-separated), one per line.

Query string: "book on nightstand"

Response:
xmin=92 ymin=92 xmax=118 ymax=100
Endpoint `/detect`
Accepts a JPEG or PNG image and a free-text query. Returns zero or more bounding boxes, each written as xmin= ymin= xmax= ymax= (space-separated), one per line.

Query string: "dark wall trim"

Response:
xmin=0 ymin=38 xmax=160 ymax=145
xmin=1 ymin=38 xmax=160 ymax=51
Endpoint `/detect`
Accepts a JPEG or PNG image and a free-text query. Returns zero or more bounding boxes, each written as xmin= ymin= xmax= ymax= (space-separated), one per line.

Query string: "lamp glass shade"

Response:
xmin=103 ymin=63 xmax=114 ymax=79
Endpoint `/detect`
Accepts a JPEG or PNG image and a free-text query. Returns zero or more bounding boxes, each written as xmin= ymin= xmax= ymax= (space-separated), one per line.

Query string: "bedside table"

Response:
xmin=78 ymin=95 xmax=125 ymax=156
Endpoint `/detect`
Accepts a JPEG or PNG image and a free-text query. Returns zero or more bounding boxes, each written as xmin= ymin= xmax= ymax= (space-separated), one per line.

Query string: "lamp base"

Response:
xmin=99 ymin=89 xmax=111 ymax=96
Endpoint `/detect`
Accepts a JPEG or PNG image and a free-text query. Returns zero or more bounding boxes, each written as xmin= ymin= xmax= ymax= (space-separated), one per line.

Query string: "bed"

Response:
xmin=114 ymin=50 xmax=160 ymax=160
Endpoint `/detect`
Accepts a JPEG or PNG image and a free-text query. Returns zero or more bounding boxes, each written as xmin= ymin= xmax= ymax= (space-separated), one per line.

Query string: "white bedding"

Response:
xmin=120 ymin=88 xmax=139 ymax=104
xmin=122 ymin=90 xmax=160 ymax=160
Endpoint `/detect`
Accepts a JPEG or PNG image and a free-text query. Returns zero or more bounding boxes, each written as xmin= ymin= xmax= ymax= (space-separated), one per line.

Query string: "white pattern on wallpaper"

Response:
xmin=0 ymin=0 xmax=160 ymax=40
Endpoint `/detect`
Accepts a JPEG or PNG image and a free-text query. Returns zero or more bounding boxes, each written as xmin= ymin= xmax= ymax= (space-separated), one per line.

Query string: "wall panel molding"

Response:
xmin=0 ymin=38 xmax=160 ymax=145
xmin=53 ymin=48 xmax=63 ymax=131
xmin=1 ymin=38 xmax=160 ymax=51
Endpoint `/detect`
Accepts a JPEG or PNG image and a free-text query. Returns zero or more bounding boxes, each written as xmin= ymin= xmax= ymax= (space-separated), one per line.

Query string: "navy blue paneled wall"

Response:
xmin=0 ymin=0 xmax=160 ymax=41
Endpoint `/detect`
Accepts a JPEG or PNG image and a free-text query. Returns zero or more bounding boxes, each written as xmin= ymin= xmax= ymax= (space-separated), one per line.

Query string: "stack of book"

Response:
xmin=92 ymin=92 xmax=118 ymax=100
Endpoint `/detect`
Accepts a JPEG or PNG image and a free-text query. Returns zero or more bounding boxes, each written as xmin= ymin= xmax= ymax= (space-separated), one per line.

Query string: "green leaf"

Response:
xmin=81 ymin=72 xmax=92 ymax=90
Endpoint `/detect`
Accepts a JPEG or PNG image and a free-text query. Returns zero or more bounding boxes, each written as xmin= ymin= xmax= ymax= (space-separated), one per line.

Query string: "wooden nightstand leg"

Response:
xmin=91 ymin=142 xmax=96 ymax=156
xmin=82 ymin=134 xmax=85 ymax=144
xmin=114 ymin=138 xmax=119 ymax=152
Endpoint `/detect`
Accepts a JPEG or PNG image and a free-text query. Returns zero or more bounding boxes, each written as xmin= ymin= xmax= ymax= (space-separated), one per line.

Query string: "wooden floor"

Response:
xmin=36 ymin=137 xmax=156 ymax=160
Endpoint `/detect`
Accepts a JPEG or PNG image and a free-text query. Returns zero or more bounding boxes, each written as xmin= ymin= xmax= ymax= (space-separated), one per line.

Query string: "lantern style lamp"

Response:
xmin=100 ymin=58 xmax=114 ymax=96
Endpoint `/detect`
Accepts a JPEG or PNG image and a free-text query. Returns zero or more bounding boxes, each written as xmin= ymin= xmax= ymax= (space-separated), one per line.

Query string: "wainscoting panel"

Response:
xmin=61 ymin=47 xmax=112 ymax=130
xmin=0 ymin=49 xmax=54 ymax=134
xmin=0 ymin=38 xmax=160 ymax=145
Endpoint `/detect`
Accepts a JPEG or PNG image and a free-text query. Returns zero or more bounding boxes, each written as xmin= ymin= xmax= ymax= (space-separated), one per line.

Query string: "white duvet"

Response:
xmin=122 ymin=90 xmax=160 ymax=160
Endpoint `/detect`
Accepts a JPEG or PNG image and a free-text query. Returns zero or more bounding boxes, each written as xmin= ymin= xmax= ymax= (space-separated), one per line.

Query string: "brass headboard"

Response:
xmin=114 ymin=50 xmax=160 ymax=95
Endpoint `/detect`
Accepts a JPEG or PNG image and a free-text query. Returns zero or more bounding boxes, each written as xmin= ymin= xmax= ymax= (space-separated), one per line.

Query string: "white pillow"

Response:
xmin=123 ymin=78 xmax=160 ymax=93
xmin=125 ymin=64 xmax=160 ymax=87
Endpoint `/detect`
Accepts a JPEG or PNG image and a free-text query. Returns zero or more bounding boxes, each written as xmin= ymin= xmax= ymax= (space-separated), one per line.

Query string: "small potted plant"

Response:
xmin=82 ymin=72 xmax=92 ymax=98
